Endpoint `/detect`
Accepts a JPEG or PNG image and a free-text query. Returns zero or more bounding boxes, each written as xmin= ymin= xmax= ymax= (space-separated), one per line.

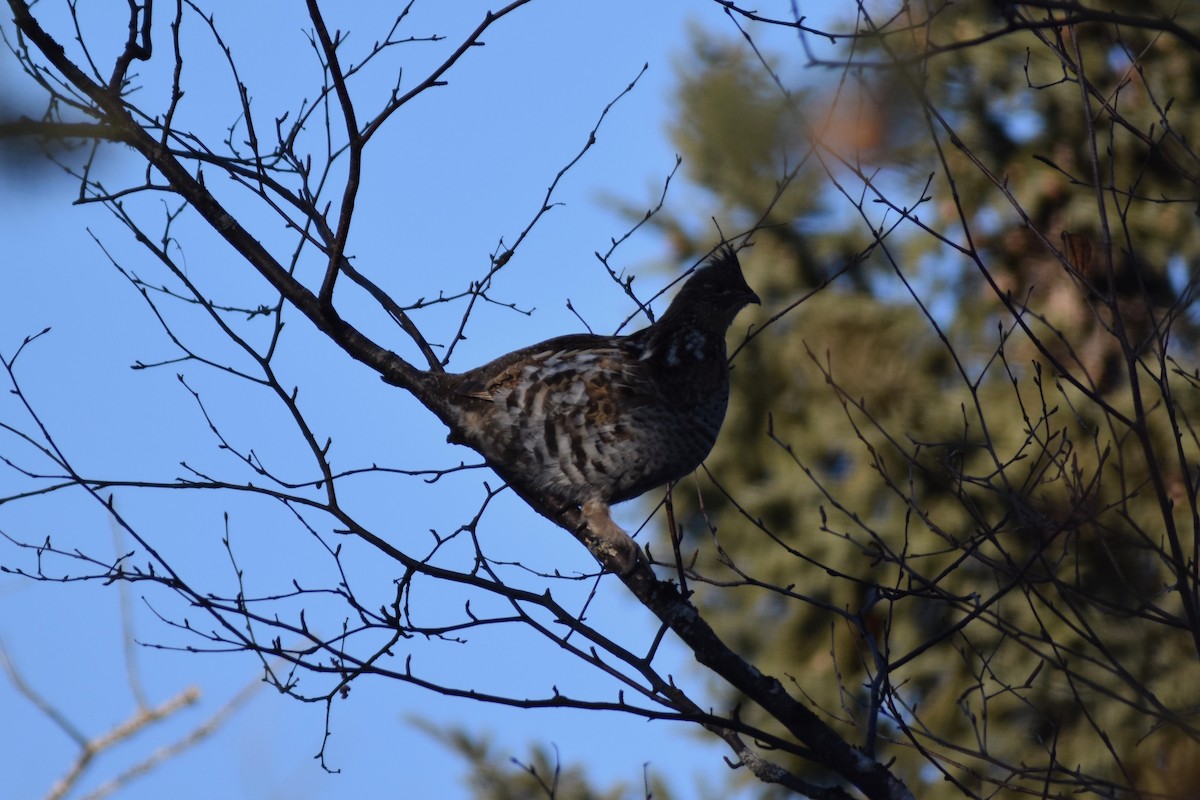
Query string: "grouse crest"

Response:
xmin=441 ymin=245 xmax=759 ymax=571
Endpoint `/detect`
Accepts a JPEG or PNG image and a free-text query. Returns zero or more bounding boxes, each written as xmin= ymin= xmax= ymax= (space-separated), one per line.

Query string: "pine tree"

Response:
xmin=657 ymin=5 xmax=1200 ymax=797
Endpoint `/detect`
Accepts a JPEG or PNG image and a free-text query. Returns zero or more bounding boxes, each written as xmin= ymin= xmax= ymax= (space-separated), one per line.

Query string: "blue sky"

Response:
xmin=0 ymin=3 xmax=826 ymax=798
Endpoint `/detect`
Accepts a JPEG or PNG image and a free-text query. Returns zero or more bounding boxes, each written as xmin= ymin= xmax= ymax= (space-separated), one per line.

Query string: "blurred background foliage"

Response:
xmin=457 ymin=3 xmax=1200 ymax=798
xmin=661 ymin=3 xmax=1200 ymax=798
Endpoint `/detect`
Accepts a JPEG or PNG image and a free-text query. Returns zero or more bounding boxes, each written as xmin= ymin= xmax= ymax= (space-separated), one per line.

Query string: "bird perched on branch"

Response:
xmin=441 ymin=245 xmax=760 ymax=572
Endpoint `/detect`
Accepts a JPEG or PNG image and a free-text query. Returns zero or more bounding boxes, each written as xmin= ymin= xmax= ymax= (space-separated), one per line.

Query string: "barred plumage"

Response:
xmin=442 ymin=245 xmax=759 ymax=569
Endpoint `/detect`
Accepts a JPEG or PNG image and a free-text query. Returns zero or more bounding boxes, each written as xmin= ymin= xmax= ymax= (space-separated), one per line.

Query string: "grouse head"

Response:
xmin=653 ymin=246 xmax=760 ymax=332
xmin=636 ymin=245 xmax=760 ymax=371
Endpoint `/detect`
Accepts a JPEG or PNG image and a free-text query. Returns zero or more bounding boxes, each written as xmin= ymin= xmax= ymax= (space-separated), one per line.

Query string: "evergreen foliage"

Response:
xmin=660 ymin=4 xmax=1200 ymax=797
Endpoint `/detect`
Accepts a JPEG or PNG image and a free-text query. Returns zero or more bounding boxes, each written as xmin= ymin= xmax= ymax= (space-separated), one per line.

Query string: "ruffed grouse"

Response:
xmin=442 ymin=246 xmax=759 ymax=571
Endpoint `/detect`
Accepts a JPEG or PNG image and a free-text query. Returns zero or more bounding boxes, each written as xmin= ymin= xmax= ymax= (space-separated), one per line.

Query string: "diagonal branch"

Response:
xmin=306 ymin=0 xmax=359 ymax=307
xmin=6 ymin=0 xmax=445 ymax=412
